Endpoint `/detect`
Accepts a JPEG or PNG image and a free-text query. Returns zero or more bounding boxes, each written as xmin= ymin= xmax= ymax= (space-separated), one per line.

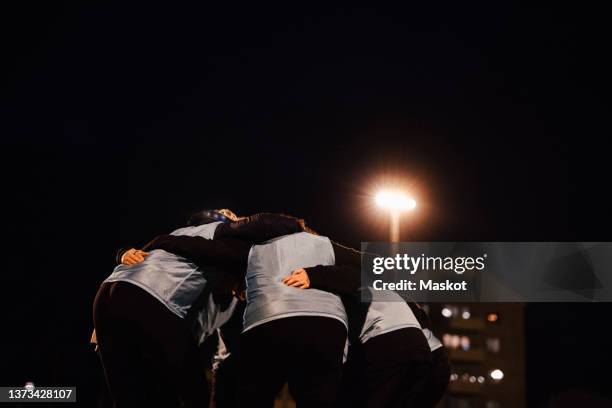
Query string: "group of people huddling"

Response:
xmin=92 ymin=210 xmax=450 ymax=408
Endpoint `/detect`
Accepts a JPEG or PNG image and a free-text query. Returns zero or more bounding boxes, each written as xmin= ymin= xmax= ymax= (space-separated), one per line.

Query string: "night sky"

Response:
xmin=1 ymin=2 xmax=610 ymax=406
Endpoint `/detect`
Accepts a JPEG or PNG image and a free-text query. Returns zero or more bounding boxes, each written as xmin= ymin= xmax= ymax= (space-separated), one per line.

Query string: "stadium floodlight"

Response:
xmin=375 ymin=190 xmax=416 ymax=242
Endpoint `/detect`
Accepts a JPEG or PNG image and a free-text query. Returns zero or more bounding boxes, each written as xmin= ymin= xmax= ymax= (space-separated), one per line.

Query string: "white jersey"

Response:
xmin=243 ymin=232 xmax=348 ymax=332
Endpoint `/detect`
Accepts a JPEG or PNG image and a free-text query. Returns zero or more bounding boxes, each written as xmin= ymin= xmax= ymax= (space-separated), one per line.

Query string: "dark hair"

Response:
xmin=187 ymin=209 xmax=231 ymax=226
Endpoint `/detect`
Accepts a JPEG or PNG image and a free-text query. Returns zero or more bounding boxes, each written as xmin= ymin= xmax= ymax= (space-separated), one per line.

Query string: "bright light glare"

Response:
xmin=375 ymin=191 xmax=416 ymax=211
xmin=490 ymin=369 xmax=504 ymax=381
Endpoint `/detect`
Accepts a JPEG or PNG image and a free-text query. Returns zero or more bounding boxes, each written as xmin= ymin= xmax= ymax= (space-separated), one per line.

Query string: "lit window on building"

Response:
xmin=442 ymin=305 xmax=460 ymax=318
xmin=460 ymin=336 xmax=471 ymax=351
xmin=486 ymin=337 xmax=501 ymax=353
xmin=443 ymin=333 xmax=452 ymax=347
xmin=452 ymin=371 xmax=485 ymax=385
xmin=451 ymin=335 xmax=461 ymax=349
xmin=443 ymin=334 xmax=453 ymax=348
xmin=443 ymin=334 xmax=471 ymax=350
xmin=489 ymin=369 xmax=504 ymax=382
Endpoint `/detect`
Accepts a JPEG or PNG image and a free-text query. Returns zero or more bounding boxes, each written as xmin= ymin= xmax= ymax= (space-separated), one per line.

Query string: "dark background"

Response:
xmin=1 ymin=2 xmax=610 ymax=406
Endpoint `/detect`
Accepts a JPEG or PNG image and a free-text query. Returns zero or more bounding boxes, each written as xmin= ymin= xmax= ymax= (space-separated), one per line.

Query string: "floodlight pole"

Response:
xmin=390 ymin=210 xmax=401 ymax=243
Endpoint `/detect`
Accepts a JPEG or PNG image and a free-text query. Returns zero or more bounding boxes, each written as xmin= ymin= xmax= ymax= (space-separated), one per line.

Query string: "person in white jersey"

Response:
xmin=94 ymin=210 xmax=304 ymax=407
xmin=238 ymin=231 xmax=349 ymax=408
xmin=282 ymin=244 xmax=449 ymax=408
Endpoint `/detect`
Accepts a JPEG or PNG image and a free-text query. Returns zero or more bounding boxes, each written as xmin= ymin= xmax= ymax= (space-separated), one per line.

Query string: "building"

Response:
xmin=426 ymin=303 xmax=526 ymax=408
